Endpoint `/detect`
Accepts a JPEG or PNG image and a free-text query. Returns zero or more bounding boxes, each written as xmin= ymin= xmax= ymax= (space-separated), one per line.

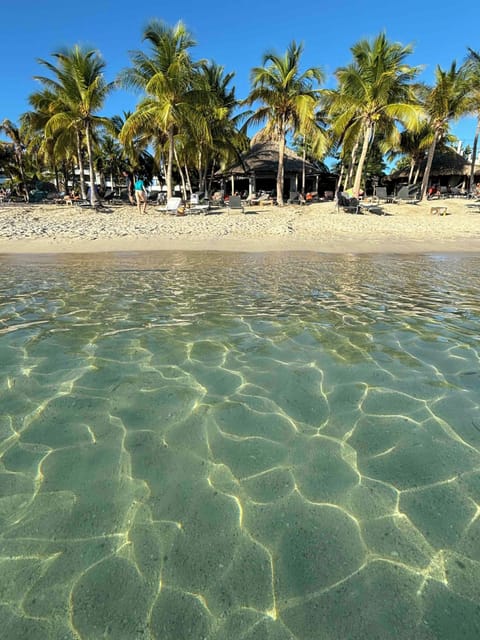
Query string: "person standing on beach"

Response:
xmin=123 ymin=171 xmax=135 ymax=205
xmin=134 ymin=176 xmax=148 ymax=214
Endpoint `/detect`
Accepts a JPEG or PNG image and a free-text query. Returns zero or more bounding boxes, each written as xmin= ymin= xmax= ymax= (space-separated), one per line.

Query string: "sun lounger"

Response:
xmin=337 ymin=192 xmax=361 ymax=214
xmin=393 ymin=185 xmax=420 ymax=204
xmin=244 ymin=193 xmax=259 ymax=206
xmin=156 ymin=197 xmax=183 ymax=215
xmin=188 ymin=193 xmax=211 ymax=214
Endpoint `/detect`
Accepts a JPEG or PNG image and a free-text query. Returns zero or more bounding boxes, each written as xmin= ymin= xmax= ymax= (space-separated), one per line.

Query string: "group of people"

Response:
xmin=123 ymin=171 xmax=148 ymax=214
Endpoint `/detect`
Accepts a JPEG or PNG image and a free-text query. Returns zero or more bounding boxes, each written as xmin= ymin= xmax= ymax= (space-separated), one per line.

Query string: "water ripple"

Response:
xmin=0 ymin=251 xmax=479 ymax=639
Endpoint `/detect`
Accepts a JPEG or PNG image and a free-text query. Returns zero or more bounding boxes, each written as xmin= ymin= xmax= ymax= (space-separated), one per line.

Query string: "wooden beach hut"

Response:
xmin=216 ymin=141 xmax=335 ymax=198
xmin=388 ymin=147 xmax=480 ymax=192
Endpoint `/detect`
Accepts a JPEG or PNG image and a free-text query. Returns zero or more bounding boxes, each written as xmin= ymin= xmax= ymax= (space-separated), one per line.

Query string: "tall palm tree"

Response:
xmin=34 ymin=45 xmax=114 ymax=203
xmin=245 ymin=41 xmax=325 ymax=206
xmin=328 ymin=33 xmax=422 ymax=197
xmin=30 ymin=86 xmax=89 ymax=197
xmin=419 ymin=62 xmax=470 ymax=200
xmin=186 ymin=61 xmax=248 ymax=195
xmin=464 ymin=48 xmax=480 ymax=193
xmin=118 ymin=20 xmax=202 ymax=199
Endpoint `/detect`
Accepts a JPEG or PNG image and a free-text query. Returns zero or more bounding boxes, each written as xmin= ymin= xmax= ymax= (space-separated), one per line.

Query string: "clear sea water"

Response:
xmin=0 ymin=251 xmax=479 ymax=640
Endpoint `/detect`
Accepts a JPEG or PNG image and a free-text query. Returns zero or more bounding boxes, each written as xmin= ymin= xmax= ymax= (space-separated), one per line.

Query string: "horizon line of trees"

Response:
xmin=1 ymin=22 xmax=480 ymax=205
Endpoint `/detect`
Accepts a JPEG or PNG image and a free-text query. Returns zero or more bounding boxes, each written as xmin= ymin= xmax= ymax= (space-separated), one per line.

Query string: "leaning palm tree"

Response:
xmin=463 ymin=48 xmax=480 ymax=193
xmin=34 ymin=45 xmax=114 ymax=204
xmin=328 ymin=33 xmax=423 ymax=197
xmin=245 ymin=41 xmax=325 ymax=206
xmin=118 ymin=20 xmax=203 ymax=199
xmin=387 ymin=123 xmax=434 ymax=185
xmin=419 ymin=62 xmax=470 ymax=200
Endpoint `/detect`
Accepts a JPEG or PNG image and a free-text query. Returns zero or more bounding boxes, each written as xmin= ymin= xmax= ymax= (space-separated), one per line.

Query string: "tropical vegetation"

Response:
xmin=1 ymin=24 xmax=479 ymax=204
xmin=245 ymin=40 xmax=326 ymax=205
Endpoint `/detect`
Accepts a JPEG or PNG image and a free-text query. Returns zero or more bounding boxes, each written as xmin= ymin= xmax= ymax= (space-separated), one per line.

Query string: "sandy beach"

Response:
xmin=0 ymin=197 xmax=479 ymax=254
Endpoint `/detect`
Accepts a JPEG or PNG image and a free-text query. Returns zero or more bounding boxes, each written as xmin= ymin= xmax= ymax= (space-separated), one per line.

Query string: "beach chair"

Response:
xmin=210 ymin=191 xmax=225 ymax=207
xmin=375 ymin=186 xmax=390 ymax=203
xmin=393 ymin=185 xmax=420 ymax=204
xmin=288 ymin=191 xmax=300 ymax=204
xmin=189 ymin=193 xmax=210 ymax=214
xmin=156 ymin=197 xmax=183 ymax=215
xmin=227 ymin=195 xmax=245 ymax=212
xmin=244 ymin=193 xmax=259 ymax=206
xmin=287 ymin=191 xmax=307 ymax=205
xmin=439 ymin=186 xmax=449 ymax=198
xmin=337 ymin=192 xmax=361 ymax=214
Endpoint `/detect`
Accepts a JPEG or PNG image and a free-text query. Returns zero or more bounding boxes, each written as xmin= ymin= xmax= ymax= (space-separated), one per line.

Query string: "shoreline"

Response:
xmin=1 ymin=199 xmax=479 ymax=256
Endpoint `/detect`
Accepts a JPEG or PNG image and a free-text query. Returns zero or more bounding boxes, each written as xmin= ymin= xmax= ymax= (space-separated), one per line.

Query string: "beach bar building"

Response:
xmin=217 ymin=141 xmax=335 ymax=197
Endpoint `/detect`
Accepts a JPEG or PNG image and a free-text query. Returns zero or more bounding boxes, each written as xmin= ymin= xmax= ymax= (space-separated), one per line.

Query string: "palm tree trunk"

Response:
xmin=302 ymin=142 xmax=306 ymax=194
xmin=420 ymin=132 xmax=439 ymax=200
xmin=76 ymin=130 xmax=87 ymax=200
xmin=184 ymin=164 xmax=193 ymax=195
xmin=173 ymin=146 xmax=188 ymax=199
xmin=277 ymin=129 xmax=286 ymax=206
xmin=13 ymin=144 xmax=28 ymax=201
xmin=408 ymin=159 xmax=415 ymax=185
xmin=353 ymin=124 xmax=372 ymax=197
xmin=346 ymin=138 xmax=359 ymax=188
xmin=207 ymin=158 xmax=217 ymax=197
xmin=54 ymin=163 xmax=60 ymax=192
xmin=469 ymin=116 xmax=480 ymax=193
xmin=85 ymin=122 xmax=97 ymax=204
xmin=166 ymin=127 xmax=175 ymax=199
xmin=414 ymin=165 xmax=421 ymax=185
xmin=336 ymin=164 xmax=345 ymax=195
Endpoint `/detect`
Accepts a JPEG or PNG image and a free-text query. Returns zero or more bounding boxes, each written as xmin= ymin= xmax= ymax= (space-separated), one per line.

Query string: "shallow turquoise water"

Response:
xmin=0 ymin=251 xmax=479 ymax=639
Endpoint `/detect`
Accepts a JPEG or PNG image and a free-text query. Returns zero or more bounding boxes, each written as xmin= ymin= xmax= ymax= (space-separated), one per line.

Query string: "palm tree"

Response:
xmin=28 ymin=86 xmax=89 ymax=197
xmin=0 ymin=119 xmax=29 ymax=200
xmin=245 ymin=41 xmax=325 ymax=206
xmin=464 ymin=48 xmax=480 ymax=193
xmin=22 ymin=89 xmax=76 ymax=192
xmin=328 ymin=33 xmax=422 ymax=197
xmin=419 ymin=62 xmax=470 ymax=200
xmin=387 ymin=123 xmax=433 ymax=185
xmin=34 ymin=45 xmax=114 ymax=203
xmin=186 ymin=61 xmax=248 ymax=195
xmin=118 ymin=20 xmax=202 ymax=199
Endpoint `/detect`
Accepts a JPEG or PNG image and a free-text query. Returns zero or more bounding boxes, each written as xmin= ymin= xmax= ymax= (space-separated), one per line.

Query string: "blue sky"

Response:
xmin=1 ymin=0 xmax=478 ymax=153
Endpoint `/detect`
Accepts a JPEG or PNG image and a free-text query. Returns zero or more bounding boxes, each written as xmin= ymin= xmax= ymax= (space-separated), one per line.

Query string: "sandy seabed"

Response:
xmin=0 ymin=197 xmax=479 ymax=255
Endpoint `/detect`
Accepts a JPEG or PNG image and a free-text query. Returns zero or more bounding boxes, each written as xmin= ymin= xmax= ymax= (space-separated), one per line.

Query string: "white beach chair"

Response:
xmin=189 ymin=193 xmax=210 ymax=214
xmin=156 ymin=197 xmax=183 ymax=215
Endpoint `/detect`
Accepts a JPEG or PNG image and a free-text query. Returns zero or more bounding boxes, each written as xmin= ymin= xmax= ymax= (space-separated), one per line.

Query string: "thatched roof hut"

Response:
xmin=217 ymin=141 xmax=335 ymax=196
xmin=389 ymin=147 xmax=480 ymax=187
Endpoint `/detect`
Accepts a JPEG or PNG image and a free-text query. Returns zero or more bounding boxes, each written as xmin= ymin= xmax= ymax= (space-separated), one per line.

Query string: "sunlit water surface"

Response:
xmin=1 ymin=251 xmax=480 ymax=640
